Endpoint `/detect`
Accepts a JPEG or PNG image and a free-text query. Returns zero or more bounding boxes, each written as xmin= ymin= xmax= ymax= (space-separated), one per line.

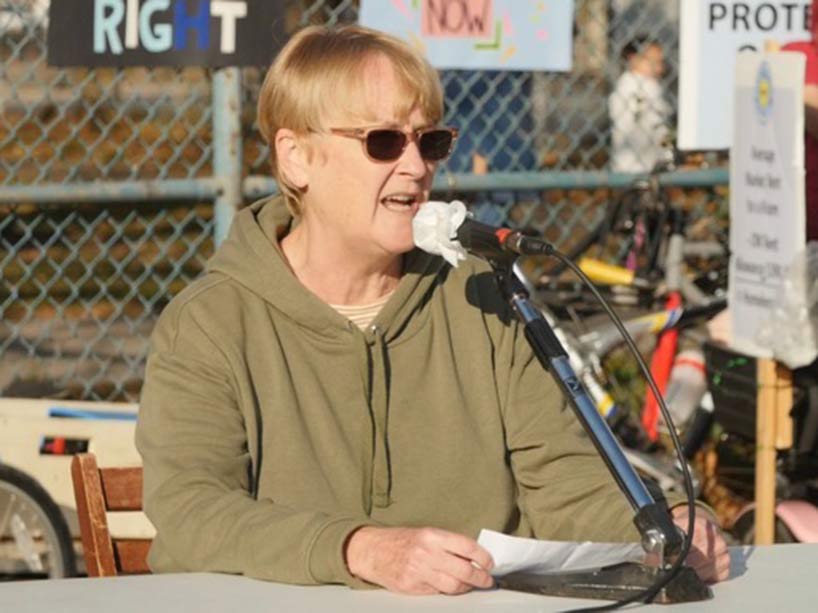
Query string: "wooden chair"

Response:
xmin=70 ymin=453 xmax=151 ymax=576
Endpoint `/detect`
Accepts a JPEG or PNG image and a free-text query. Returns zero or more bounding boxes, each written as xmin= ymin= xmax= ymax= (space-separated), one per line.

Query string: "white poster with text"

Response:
xmin=729 ymin=52 xmax=806 ymax=358
xmin=679 ymin=0 xmax=812 ymax=150
xmin=359 ymin=0 xmax=573 ymax=71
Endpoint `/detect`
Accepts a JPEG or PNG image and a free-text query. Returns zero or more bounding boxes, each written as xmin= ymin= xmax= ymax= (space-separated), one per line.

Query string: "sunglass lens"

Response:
xmin=419 ymin=130 xmax=454 ymax=161
xmin=366 ymin=130 xmax=408 ymax=161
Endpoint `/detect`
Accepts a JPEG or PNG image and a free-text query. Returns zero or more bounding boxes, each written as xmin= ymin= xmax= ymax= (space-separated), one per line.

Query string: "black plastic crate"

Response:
xmin=703 ymin=342 xmax=758 ymax=442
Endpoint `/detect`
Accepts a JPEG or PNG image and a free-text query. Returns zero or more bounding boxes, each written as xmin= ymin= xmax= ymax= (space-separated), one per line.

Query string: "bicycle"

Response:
xmin=537 ymin=165 xmax=728 ymax=440
xmin=0 ymin=462 xmax=76 ymax=579
xmin=514 ymin=261 xmax=726 ymax=499
xmin=538 ymin=165 xmax=728 ymax=321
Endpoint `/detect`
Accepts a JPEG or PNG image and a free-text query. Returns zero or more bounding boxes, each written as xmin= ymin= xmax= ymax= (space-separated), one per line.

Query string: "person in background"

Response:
xmin=609 ymin=36 xmax=673 ymax=173
xmin=136 ymin=25 xmax=729 ymax=595
xmin=781 ymin=0 xmax=818 ymax=241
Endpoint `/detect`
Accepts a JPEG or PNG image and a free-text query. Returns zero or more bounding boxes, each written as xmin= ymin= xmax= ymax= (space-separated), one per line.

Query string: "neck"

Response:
xmin=281 ymin=221 xmax=402 ymax=306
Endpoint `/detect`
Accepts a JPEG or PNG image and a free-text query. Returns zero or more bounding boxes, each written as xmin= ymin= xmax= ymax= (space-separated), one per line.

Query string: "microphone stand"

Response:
xmin=486 ymin=256 xmax=711 ymax=604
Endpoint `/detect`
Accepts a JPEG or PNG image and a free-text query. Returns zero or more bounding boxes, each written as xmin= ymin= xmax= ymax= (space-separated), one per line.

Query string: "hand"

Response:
xmin=671 ymin=505 xmax=730 ymax=583
xmin=344 ymin=526 xmax=495 ymax=595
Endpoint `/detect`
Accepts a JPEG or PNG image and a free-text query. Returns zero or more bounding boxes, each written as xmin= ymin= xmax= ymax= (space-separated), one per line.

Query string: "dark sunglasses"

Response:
xmin=329 ymin=126 xmax=458 ymax=162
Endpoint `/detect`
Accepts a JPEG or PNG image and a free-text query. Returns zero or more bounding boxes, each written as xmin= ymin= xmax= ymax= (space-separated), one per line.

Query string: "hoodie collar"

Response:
xmin=207 ymin=195 xmax=445 ymax=342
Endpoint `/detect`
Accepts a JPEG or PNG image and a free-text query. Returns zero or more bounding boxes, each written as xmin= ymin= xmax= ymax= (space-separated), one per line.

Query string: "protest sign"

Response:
xmin=679 ymin=0 xmax=812 ymax=150
xmin=359 ymin=0 xmax=573 ymax=71
xmin=729 ymin=52 xmax=806 ymax=357
xmin=48 ymin=0 xmax=286 ymax=67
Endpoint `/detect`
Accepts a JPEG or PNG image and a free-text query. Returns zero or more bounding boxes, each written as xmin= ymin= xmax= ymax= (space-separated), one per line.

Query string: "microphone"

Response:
xmin=412 ymin=200 xmax=553 ymax=267
xmin=456 ymin=218 xmax=554 ymax=258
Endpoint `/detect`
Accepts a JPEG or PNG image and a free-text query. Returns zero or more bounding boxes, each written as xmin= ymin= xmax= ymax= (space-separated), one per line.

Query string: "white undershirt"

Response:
xmin=329 ymin=290 xmax=394 ymax=330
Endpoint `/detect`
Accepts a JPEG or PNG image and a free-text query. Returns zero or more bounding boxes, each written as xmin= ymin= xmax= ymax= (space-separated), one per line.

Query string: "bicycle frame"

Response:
xmin=515 ymin=263 xmax=725 ymax=497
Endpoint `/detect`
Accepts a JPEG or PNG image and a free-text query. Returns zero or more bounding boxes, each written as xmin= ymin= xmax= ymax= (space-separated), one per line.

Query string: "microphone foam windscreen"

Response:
xmin=412 ymin=200 xmax=469 ymax=267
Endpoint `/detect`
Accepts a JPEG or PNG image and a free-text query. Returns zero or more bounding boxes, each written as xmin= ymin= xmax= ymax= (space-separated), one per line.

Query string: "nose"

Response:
xmin=396 ymin=137 xmax=429 ymax=179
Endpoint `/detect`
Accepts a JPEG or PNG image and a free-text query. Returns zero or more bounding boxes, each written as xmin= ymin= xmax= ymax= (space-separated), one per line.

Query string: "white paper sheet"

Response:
xmin=477 ymin=529 xmax=646 ymax=576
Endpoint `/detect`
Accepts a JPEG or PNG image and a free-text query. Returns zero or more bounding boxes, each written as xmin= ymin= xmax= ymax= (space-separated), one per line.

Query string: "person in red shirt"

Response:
xmin=782 ymin=0 xmax=818 ymax=241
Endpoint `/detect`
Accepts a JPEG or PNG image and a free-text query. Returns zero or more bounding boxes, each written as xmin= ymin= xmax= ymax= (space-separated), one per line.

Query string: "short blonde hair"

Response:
xmin=257 ymin=25 xmax=444 ymax=215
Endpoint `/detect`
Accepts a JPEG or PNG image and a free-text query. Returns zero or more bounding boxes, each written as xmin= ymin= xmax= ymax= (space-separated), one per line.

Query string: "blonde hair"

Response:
xmin=257 ymin=25 xmax=444 ymax=215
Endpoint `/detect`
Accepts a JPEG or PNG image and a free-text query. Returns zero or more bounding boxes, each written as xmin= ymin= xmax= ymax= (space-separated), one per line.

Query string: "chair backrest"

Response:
xmin=70 ymin=453 xmax=151 ymax=577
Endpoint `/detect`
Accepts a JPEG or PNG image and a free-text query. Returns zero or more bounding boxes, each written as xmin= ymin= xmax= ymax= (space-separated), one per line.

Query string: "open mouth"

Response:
xmin=381 ymin=194 xmax=421 ymax=212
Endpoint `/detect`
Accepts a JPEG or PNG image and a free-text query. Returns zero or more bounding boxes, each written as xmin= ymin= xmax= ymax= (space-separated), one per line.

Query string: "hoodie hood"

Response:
xmin=207 ymin=195 xmax=446 ymax=342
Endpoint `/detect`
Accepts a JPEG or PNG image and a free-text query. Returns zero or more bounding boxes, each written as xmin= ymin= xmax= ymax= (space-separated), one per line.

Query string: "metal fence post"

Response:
xmin=212 ymin=68 xmax=243 ymax=246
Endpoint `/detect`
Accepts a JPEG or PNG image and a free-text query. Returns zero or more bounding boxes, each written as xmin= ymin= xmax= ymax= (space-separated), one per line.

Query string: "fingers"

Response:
xmin=708 ymin=550 xmax=731 ymax=583
xmin=344 ymin=526 xmax=495 ymax=595
xmin=409 ymin=582 xmax=440 ymax=596
xmin=686 ymin=546 xmax=730 ymax=583
xmin=433 ymin=530 xmax=495 ymax=573
xmin=675 ymin=511 xmax=730 ymax=583
xmin=430 ymin=551 xmax=494 ymax=591
xmin=694 ymin=539 xmax=730 ymax=583
xmin=422 ymin=573 xmax=474 ymax=595
xmin=715 ymin=552 xmax=731 ymax=581
xmin=670 ymin=506 xmax=732 ymax=583
xmin=417 ymin=529 xmax=494 ymax=594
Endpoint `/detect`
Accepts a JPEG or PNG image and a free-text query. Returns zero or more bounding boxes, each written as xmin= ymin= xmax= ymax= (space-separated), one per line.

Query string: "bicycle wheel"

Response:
xmin=0 ymin=464 xmax=76 ymax=579
xmin=731 ymin=510 xmax=798 ymax=545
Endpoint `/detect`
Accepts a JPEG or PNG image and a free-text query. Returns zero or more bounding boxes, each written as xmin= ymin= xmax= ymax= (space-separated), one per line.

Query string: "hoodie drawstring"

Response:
xmin=367 ymin=325 xmax=392 ymax=508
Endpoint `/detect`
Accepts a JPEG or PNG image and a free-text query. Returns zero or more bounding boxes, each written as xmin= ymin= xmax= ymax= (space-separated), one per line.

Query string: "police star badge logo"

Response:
xmin=754 ymin=61 xmax=774 ymax=125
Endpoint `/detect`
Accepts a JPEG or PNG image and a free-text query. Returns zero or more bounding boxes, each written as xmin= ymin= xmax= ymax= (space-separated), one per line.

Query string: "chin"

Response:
xmin=378 ymin=225 xmax=416 ymax=256
xmin=389 ymin=240 xmax=416 ymax=256
xmin=379 ymin=235 xmax=416 ymax=256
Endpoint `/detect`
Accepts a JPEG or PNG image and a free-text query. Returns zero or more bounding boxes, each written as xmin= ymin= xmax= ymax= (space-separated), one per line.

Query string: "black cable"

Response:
xmin=534 ymin=244 xmax=698 ymax=611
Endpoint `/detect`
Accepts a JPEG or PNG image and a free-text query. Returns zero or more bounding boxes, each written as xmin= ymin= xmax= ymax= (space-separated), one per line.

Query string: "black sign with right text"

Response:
xmin=47 ymin=0 xmax=288 ymax=67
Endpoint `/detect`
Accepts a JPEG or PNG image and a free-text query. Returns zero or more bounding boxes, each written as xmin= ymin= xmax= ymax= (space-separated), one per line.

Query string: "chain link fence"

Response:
xmin=1 ymin=0 xmax=728 ymax=401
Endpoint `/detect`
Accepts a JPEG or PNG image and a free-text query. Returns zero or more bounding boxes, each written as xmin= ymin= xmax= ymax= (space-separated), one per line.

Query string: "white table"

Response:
xmin=2 ymin=545 xmax=817 ymax=612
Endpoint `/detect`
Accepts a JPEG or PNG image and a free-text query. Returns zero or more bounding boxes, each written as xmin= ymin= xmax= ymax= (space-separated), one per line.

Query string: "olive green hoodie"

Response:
xmin=136 ymin=196 xmax=639 ymax=587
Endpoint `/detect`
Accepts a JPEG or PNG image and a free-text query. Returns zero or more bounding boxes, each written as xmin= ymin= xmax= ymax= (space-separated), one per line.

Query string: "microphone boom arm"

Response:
xmin=490 ymin=262 xmax=682 ymax=561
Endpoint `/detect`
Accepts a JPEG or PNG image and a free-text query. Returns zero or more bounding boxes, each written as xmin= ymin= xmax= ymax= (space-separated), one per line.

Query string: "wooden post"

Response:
xmin=754 ymin=358 xmax=793 ymax=544
xmin=472 ymin=153 xmax=488 ymax=176
xmin=774 ymin=366 xmax=794 ymax=451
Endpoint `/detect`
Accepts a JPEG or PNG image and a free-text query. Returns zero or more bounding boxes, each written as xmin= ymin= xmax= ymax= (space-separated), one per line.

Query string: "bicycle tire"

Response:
xmin=732 ymin=510 xmax=798 ymax=545
xmin=0 ymin=463 xmax=77 ymax=579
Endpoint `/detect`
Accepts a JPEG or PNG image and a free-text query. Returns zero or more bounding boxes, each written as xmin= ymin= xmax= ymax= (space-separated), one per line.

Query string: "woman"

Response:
xmin=136 ymin=25 xmax=728 ymax=595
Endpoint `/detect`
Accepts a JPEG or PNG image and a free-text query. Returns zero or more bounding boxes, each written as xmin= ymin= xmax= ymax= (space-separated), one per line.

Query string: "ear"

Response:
xmin=274 ymin=128 xmax=310 ymax=189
